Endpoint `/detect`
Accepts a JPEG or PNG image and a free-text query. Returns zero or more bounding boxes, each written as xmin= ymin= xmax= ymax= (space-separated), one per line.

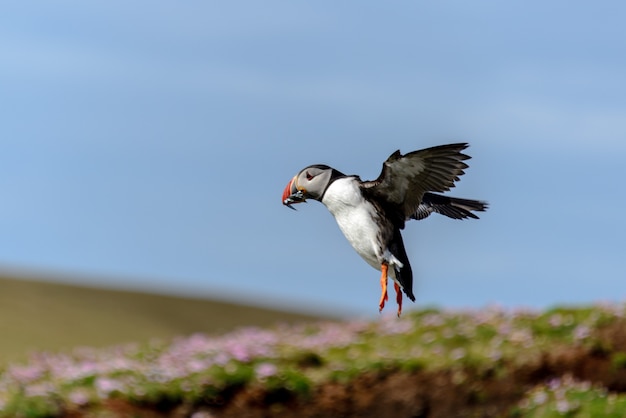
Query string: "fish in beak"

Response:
xmin=282 ymin=176 xmax=306 ymax=210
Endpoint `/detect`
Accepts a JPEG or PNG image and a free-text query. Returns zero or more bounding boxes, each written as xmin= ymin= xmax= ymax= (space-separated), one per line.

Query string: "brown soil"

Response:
xmin=64 ymin=320 xmax=626 ymax=418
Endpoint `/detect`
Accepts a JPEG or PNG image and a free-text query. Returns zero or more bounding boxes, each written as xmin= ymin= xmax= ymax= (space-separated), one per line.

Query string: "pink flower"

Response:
xmin=555 ymin=399 xmax=573 ymax=413
xmin=573 ymin=325 xmax=590 ymax=341
xmin=255 ymin=363 xmax=278 ymax=379
xmin=9 ymin=365 xmax=43 ymax=384
xmin=68 ymin=389 xmax=90 ymax=406
xmin=94 ymin=377 xmax=124 ymax=398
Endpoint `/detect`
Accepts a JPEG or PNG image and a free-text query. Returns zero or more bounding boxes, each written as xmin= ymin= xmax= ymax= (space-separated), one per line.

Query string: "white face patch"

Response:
xmin=296 ymin=166 xmax=335 ymax=201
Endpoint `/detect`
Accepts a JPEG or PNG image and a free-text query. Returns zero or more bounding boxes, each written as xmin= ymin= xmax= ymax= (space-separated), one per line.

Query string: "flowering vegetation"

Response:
xmin=514 ymin=375 xmax=626 ymax=417
xmin=2 ymin=303 xmax=626 ymax=417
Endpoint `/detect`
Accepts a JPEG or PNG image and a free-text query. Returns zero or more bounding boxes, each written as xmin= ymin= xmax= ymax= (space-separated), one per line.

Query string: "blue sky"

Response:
xmin=1 ymin=1 xmax=624 ymax=317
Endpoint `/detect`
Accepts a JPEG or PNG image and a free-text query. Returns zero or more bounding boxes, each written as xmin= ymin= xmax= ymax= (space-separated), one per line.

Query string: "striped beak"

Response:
xmin=282 ymin=176 xmax=306 ymax=210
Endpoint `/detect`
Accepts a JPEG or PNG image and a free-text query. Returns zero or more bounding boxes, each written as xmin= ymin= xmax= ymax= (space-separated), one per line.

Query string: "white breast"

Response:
xmin=321 ymin=177 xmax=398 ymax=271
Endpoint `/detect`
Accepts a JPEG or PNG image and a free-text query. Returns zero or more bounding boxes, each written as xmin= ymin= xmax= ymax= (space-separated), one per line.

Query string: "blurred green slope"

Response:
xmin=0 ymin=274 xmax=325 ymax=363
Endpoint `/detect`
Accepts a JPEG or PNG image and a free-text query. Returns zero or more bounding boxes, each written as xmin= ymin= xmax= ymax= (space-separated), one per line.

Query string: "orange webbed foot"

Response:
xmin=378 ymin=264 xmax=389 ymax=313
xmin=394 ymin=282 xmax=403 ymax=317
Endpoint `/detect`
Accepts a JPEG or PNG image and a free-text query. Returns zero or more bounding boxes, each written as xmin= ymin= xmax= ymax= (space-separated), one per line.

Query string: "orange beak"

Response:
xmin=282 ymin=176 xmax=306 ymax=210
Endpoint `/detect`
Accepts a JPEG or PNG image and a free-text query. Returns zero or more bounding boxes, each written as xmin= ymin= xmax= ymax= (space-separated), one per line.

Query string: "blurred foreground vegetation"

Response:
xmin=3 ymin=301 xmax=626 ymax=417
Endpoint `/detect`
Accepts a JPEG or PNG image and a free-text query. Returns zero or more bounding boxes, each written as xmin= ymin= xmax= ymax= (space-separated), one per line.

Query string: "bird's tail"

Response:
xmin=389 ymin=229 xmax=416 ymax=302
xmin=411 ymin=193 xmax=488 ymax=221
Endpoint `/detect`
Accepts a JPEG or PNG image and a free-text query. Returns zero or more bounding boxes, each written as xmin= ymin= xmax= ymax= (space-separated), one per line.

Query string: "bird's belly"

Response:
xmin=332 ymin=205 xmax=384 ymax=270
xmin=322 ymin=177 xmax=395 ymax=272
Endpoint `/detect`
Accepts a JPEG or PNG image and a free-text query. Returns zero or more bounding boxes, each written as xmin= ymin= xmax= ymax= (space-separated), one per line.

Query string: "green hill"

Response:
xmin=0 ymin=274 xmax=326 ymax=363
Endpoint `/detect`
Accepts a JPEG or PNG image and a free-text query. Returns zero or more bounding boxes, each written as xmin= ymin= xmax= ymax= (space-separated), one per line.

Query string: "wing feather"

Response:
xmin=360 ymin=143 xmax=472 ymax=224
xmin=411 ymin=193 xmax=488 ymax=220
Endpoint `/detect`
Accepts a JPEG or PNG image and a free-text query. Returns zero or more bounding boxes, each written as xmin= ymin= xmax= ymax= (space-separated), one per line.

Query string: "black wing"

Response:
xmin=411 ymin=192 xmax=488 ymax=221
xmin=360 ymin=143 xmax=471 ymax=226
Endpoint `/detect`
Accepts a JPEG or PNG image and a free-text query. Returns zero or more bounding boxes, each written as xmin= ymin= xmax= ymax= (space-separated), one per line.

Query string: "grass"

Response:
xmin=0 ymin=274 xmax=326 ymax=363
xmin=3 ymin=302 xmax=626 ymax=416
xmin=513 ymin=376 xmax=626 ymax=418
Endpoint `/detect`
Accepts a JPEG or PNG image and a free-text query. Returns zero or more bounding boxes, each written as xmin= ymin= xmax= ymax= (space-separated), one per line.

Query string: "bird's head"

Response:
xmin=282 ymin=165 xmax=338 ymax=210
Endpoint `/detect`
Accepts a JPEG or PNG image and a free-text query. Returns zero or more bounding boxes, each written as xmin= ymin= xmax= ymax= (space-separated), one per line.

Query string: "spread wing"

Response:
xmin=360 ymin=143 xmax=471 ymax=224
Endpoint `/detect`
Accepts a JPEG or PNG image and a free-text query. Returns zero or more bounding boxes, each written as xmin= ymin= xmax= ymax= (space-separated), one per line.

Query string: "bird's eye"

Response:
xmin=306 ymin=171 xmax=315 ymax=181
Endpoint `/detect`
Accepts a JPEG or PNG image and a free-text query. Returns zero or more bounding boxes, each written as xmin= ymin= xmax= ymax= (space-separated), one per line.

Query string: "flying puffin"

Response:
xmin=281 ymin=143 xmax=487 ymax=316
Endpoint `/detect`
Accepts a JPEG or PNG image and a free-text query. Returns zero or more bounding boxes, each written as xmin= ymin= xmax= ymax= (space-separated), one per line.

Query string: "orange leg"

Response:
xmin=378 ymin=264 xmax=388 ymax=312
xmin=394 ymin=282 xmax=403 ymax=317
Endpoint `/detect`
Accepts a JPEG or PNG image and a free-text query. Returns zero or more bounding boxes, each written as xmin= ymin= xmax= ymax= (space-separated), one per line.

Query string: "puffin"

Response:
xmin=281 ymin=143 xmax=487 ymax=316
